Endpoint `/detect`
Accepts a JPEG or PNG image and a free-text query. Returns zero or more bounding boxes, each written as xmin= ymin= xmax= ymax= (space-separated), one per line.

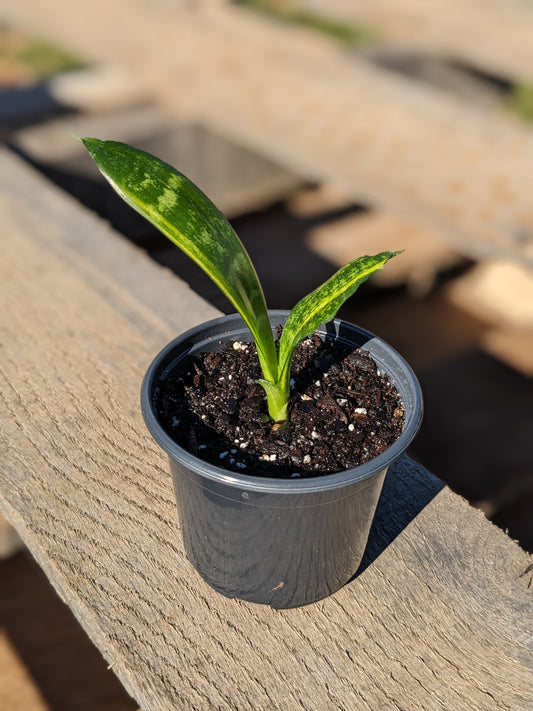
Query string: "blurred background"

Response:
xmin=1 ymin=0 xmax=532 ymax=708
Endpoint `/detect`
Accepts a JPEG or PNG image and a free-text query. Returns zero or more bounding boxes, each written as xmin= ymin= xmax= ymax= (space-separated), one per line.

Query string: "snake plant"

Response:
xmin=82 ymin=138 xmax=400 ymax=422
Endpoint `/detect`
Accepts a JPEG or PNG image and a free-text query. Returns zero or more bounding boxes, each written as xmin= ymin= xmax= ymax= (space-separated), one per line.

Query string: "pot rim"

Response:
xmin=141 ymin=311 xmax=423 ymax=495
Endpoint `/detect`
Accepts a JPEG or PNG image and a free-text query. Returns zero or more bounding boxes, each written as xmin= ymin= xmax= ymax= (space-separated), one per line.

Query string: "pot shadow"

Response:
xmin=353 ymin=454 xmax=444 ymax=577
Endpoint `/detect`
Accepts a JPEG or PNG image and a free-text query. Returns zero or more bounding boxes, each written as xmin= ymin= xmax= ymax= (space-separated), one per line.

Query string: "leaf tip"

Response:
xmin=379 ymin=249 xmax=404 ymax=265
xmin=78 ymin=136 xmax=104 ymax=158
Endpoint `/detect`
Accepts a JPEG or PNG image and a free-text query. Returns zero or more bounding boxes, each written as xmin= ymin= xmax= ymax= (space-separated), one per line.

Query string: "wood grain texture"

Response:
xmin=4 ymin=0 xmax=533 ymax=266
xmin=1 ymin=152 xmax=532 ymax=709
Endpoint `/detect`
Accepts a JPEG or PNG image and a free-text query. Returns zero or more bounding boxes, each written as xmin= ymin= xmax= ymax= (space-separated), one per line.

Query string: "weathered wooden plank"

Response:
xmin=302 ymin=0 xmax=533 ymax=82
xmin=186 ymin=4 xmax=533 ymax=267
xmin=1 ymin=152 xmax=532 ymax=710
xmin=4 ymin=0 xmax=533 ymax=267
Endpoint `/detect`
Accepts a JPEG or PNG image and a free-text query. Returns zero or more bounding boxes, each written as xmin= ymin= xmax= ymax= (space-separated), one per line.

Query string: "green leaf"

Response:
xmin=257 ymin=378 xmax=289 ymax=423
xmin=81 ymin=138 xmax=401 ymax=424
xmin=276 ymin=251 xmax=401 ymax=407
xmin=80 ymin=138 xmax=278 ymax=384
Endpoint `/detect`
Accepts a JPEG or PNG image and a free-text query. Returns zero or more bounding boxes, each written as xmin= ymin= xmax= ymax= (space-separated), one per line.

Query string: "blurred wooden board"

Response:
xmin=483 ymin=327 xmax=533 ymax=377
xmin=0 ymin=631 xmax=49 ymax=711
xmin=4 ymin=0 xmax=533 ymax=269
xmin=0 ymin=515 xmax=23 ymax=560
xmin=447 ymin=260 xmax=533 ymax=329
xmin=301 ymin=0 xmax=533 ymax=82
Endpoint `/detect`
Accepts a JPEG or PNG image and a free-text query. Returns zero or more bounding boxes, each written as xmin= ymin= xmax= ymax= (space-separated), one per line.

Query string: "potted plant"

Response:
xmin=82 ymin=138 xmax=423 ymax=608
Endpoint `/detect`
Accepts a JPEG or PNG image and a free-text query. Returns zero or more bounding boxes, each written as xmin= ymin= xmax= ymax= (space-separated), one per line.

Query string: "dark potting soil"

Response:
xmin=156 ymin=333 xmax=404 ymax=478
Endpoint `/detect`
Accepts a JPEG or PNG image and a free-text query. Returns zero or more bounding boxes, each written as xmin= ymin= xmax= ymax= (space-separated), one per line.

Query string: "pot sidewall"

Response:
xmin=141 ymin=311 xmax=422 ymax=607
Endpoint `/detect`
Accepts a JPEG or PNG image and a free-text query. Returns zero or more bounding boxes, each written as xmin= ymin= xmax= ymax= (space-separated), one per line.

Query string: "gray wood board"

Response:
xmin=1 ymin=151 xmax=532 ymax=709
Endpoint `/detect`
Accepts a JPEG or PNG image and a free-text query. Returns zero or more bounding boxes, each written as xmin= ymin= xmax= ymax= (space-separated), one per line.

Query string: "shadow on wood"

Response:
xmin=356 ymin=455 xmax=445 ymax=576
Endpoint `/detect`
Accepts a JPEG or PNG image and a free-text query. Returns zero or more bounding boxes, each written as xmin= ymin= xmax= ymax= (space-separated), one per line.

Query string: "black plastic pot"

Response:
xmin=141 ymin=311 xmax=422 ymax=608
